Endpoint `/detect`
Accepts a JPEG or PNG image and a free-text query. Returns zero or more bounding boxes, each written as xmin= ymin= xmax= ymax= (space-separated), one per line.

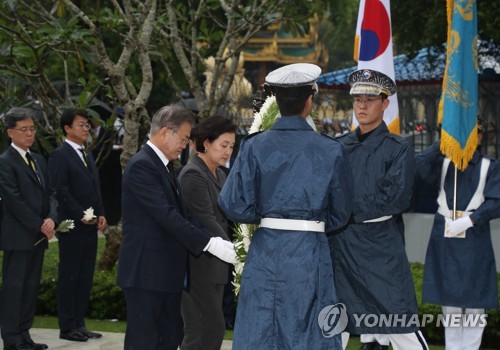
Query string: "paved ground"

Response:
xmin=30 ymin=329 xmax=233 ymax=349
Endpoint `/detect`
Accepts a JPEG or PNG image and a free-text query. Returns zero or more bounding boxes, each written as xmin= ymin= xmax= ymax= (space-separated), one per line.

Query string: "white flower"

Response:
xmin=232 ymin=95 xmax=282 ymax=295
xmin=34 ymin=219 xmax=74 ymax=246
xmin=235 ymin=261 xmax=244 ymax=275
xmin=248 ymin=95 xmax=279 ymax=134
xmin=82 ymin=207 xmax=97 ymax=221
xmin=243 ymin=236 xmax=251 ymax=251
xmin=57 ymin=219 xmax=75 ymax=233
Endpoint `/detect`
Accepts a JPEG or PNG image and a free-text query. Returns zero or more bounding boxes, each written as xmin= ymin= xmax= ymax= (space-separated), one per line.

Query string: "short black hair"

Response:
xmin=274 ymin=85 xmax=314 ymax=116
xmin=193 ymin=115 xmax=236 ymax=153
xmin=4 ymin=107 xmax=35 ymax=129
xmin=60 ymin=109 xmax=90 ymax=136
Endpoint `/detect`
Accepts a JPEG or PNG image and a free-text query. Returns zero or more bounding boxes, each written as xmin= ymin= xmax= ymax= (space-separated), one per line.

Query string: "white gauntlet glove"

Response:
xmin=204 ymin=237 xmax=237 ymax=264
xmin=445 ymin=216 xmax=473 ymax=237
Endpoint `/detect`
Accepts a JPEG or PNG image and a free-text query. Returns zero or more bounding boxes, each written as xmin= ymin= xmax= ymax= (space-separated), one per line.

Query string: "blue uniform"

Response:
xmin=416 ymin=142 xmax=500 ymax=309
xmin=329 ymin=122 xmax=419 ymax=334
xmin=218 ymin=116 xmax=352 ymax=350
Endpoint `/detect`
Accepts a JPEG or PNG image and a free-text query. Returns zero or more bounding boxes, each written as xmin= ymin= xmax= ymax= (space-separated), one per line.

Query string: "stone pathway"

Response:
xmin=29 ymin=329 xmax=233 ymax=349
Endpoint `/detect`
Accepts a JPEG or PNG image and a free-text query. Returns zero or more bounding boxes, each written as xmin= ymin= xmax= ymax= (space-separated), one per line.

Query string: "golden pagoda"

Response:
xmin=242 ymin=16 xmax=329 ymax=86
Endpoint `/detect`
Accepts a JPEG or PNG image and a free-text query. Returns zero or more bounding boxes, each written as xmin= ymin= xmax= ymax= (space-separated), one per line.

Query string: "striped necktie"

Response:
xmin=25 ymin=152 xmax=41 ymax=183
xmin=79 ymin=148 xmax=89 ymax=168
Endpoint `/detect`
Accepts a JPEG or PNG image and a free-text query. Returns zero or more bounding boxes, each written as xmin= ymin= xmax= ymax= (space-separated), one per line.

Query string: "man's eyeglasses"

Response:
xmin=74 ymin=123 xmax=91 ymax=129
xmin=175 ymin=133 xmax=190 ymax=146
xmin=12 ymin=127 xmax=36 ymax=134
xmin=353 ymin=97 xmax=384 ymax=107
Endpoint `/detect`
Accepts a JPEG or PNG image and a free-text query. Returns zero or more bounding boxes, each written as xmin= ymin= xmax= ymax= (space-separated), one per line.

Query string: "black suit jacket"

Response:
xmin=0 ymin=146 xmax=56 ymax=250
xmin=48 ymin=142 xmax=104 ymax=226
xmin=117 ymin=144 xmax=211 ymax=293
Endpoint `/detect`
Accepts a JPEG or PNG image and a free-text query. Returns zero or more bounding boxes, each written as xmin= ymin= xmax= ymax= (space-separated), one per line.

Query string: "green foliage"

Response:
xmin=88 ymin=269 xmax=127 ymax=320
xmin=322 ymin=0 xmax=358 ymax=70
xmin=260 ymin=102 xmax=280 ymax=131
xmin=31 ymin=240 xmax=126 ymax=320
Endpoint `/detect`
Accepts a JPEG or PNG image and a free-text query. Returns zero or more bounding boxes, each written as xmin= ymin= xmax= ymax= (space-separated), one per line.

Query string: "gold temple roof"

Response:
xmin=241 ymin=17 xmax=328 ymax=68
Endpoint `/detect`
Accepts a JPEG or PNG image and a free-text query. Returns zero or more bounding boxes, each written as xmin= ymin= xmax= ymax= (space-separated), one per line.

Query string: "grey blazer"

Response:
xmin=178 ymin=155 xmax=230 ymax=284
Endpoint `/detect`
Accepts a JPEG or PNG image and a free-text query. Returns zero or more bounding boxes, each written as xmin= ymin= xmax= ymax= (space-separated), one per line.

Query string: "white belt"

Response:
xmin=260 ymin=218 xmax=325 ymax=232
xmin=437 ymin=207 xmax=472 ymax=219
xmin=363 ymin=215 xmax=393 ymax=223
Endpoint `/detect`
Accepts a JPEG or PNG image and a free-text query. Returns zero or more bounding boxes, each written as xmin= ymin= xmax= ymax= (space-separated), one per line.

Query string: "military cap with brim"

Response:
xmin=265 ymin=63 xmax=321 ymax=87
xmin=348 ymin=69 xmax=397 ymax=96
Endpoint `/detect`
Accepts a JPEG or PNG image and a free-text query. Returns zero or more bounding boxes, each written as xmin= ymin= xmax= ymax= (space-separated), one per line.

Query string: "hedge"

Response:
xmin=35 ymin=239 xmax=126 ymax=320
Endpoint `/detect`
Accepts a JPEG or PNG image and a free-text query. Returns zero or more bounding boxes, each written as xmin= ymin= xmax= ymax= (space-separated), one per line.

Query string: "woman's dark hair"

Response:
xmin=193 ymin=115 xmax=236 ymax=153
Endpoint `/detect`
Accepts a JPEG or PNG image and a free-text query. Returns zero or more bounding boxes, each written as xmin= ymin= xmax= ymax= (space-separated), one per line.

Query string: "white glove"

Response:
xmin=445 ymin=216 xmax=473 ymax=237
xmin=204 ymin=237 xmax=237 ymax=264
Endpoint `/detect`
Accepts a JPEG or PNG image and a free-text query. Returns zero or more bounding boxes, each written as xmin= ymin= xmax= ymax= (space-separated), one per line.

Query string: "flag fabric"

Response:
xmin=438 ymin=0 xmax=478 ymax=170
xmin=353 ymin=0 xmax=399 ymax=134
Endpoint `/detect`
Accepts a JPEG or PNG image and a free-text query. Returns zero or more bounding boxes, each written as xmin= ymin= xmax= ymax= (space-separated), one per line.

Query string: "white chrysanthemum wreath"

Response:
xmin=232 ymin=95 xmax=280 ymax=295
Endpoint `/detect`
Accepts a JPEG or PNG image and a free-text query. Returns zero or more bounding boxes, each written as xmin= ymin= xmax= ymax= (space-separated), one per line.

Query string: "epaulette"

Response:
xmin=386 ymin=132 xmax=406 ymax=143
xmin=319 ymin=131 xmax=334 ymax=140
xmin=241 ymin=131 xmax=263 ymax=143
xmin=333 ymin=132 xmax=351 ymax=141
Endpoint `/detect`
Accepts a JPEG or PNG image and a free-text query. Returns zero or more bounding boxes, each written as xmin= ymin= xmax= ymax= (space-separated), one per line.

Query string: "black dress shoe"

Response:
xmin=24 ymin=338 xmax=48 ymax=350
xmin=360 ymin=342 xmax=388 ymax=350
xmin=59 ymin=329 xmax=88 ymax=342
xmin=76 ymin=327 xmax=102 ymax=339
xmin=4 ymin=342 xmax=38 ymax=350
xmin=360 ymin=342 xmax=376 ymax=350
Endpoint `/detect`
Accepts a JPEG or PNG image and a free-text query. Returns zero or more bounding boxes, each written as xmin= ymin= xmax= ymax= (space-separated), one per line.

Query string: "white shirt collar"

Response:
xmin=146 ymin=140 xmax=170 ymax=168
xmin=11 ymin=142 xmax=30 ymax=158
xmin=64 ymin=139 xmax=84 ymax=151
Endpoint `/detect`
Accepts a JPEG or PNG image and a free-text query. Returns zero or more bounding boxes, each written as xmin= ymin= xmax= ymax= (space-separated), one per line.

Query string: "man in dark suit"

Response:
xmin=117 ymin=105 xmax=236 ymax=350
xmin=48 ymin=109 xmax=107 ymax=342
xmin=0 ymin=107 xmax=57 ymax=350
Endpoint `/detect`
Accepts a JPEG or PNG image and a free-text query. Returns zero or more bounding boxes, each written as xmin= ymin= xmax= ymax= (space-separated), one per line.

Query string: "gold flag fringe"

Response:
xmin=353 ymin=35 xmax=360 ymax=62
xmin=440 ymin=126 xmax=478 ymax=170
xmin=387 ymin=115 xmax=400 ymax=135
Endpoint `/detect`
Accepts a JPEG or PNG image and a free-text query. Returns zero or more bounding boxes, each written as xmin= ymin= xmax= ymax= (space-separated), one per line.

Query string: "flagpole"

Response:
xmin=453 ymin=166 xmax=457 ymax=220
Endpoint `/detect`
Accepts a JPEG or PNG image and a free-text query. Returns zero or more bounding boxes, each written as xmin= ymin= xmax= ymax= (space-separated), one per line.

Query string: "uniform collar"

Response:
xmin=271 ymin=116 xmax=315 ymax=131
xmin=347 ymin=122 xmax=389 ymax=144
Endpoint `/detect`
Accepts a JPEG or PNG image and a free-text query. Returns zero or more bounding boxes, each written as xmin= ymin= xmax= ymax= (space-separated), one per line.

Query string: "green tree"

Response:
xmin=0 ymin=0 xmax=330 ymax=270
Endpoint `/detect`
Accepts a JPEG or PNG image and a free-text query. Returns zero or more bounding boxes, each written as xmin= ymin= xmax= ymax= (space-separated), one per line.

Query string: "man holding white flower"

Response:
xmin=0 ymin=107 xmax=57 ymax=350
xmin=48 ymin=109 xmax=107 ymax=342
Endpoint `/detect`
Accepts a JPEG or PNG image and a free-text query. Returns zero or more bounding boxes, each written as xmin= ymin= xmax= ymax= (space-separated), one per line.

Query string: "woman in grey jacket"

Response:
xmin=178 ymin=115 xmax=236 ymax=350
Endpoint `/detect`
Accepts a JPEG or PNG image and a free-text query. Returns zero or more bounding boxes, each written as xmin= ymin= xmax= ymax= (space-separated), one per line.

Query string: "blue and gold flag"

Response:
xmin=438 ymin=0 xmax=478 ymax=170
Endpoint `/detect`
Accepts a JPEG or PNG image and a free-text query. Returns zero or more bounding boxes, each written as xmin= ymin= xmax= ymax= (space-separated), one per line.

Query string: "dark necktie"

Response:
xmin=79 ymin=148 xmax=90 ymax=168
xmin=25 ymin=152 xmax=41 ymax=184
xmin=167 ymin=162 xmax=179 ymax=194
